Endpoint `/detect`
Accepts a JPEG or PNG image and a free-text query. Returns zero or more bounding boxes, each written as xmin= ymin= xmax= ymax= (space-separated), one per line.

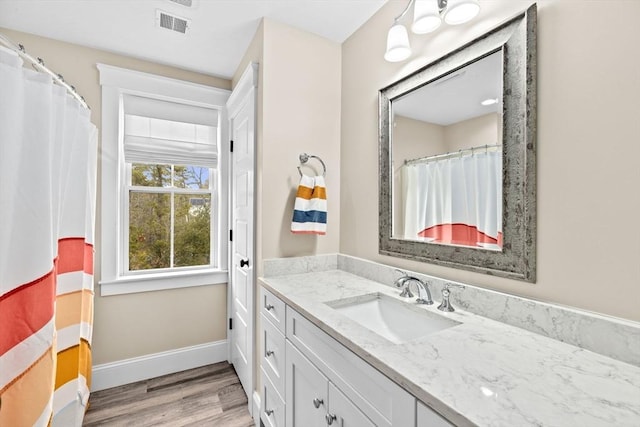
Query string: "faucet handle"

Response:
xmin=394 ymin=269 xmax=410 ymax=289
xmin=437 ymin=283 xmax=464 ymax=312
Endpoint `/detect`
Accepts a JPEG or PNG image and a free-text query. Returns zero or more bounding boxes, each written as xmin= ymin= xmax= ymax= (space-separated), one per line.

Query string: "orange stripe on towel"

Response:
xmin=0 ymin=347 xmax=55 ymax=426
xmin=58 ymin=238 xmax=94 ymax=275
xmin=0 ymin=270 xmax=56 ymax=356
xmin=296 ymin=185 xmax=326 ymax=200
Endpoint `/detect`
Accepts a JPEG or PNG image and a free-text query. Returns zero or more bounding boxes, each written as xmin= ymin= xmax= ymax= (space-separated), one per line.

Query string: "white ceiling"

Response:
xmin=0 ymin=0 xmax=386 ymax=79
xmin=394 ymin=50 xmax=503 ymax=126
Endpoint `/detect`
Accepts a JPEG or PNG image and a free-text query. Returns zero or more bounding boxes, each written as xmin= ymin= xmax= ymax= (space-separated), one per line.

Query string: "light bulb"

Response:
xmin=412 ymin=0 xmax=441 ymax=34
xmin=384 ymin=24 xmax=411 ymax=62
xmin=444 ymin=0 xmax=480 ymax=25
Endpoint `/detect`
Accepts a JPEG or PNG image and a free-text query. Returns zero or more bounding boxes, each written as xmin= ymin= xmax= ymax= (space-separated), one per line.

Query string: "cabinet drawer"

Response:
xmin=261 ymin=368 xmax=286 ymax=427
xmin=261 ymin=313 xmax=286 ymax=397
xmin=286 ymin=307 xmax=415 ymax=427
xmin=417 ymin=400 xmax=454 ymax=427
xmin=260 ymin=286 xmax=286 ymax=334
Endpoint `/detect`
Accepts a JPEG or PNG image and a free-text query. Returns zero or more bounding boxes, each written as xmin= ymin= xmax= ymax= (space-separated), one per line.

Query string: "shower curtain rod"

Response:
xmin=404 ymin=144 xmax=502 ymax=165
xmin=0 ymin=33 xmax=89 ymax=109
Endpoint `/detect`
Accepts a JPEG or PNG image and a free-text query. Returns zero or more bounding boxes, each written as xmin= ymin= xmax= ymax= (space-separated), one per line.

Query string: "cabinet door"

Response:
xmin=417 ymin=400 xmax=454 ymax=427
xmin=286 ymin=341 xmax=328 ymax=427
xmin=327 ymin=382 xmax=376 ymax=427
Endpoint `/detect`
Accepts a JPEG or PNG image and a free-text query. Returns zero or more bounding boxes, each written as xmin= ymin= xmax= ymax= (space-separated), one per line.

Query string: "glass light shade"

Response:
xmin=412 ymin=0 xmax=441 ymax=34
xmin=444 ymin=0 xmax=480 ymax=25
xmin=384 ymin=24 xmax=411 ymax=62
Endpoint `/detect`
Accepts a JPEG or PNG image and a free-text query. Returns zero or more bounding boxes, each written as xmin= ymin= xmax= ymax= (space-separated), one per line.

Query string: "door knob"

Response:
xmin=240 ymin=258 xmax=250 ymax=268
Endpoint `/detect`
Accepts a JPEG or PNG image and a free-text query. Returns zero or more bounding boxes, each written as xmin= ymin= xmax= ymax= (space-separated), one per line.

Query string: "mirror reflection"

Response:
xmin=391 ymin=51 xmax=503 ymax=250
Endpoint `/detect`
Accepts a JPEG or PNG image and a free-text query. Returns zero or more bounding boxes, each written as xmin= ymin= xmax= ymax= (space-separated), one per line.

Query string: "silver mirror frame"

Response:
xmin=379 ymin=4 xmax=537 ymax=282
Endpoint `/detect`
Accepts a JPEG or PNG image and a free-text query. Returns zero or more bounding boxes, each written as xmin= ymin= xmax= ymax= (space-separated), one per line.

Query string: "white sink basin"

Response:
xmin=327 ymin=293 xmax=460 ymax=344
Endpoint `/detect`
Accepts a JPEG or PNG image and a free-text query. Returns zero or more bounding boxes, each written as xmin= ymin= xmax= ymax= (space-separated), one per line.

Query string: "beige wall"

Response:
xmin=393 ymin=115 xmax=446 ymax=161
xmin=260 ymin=19 xmax=342 ymax=263
xmin=0 ymin=28 xmax=231 ymax=364
xmin=341 ymin=0 xmax=640 ymax=322
xmin=445 ymin=113 xmax=499 ymax=151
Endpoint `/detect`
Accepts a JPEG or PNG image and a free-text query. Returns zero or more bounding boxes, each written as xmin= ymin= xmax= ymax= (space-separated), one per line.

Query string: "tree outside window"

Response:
xmin=128 ymin=163 xmax=213 ymax=271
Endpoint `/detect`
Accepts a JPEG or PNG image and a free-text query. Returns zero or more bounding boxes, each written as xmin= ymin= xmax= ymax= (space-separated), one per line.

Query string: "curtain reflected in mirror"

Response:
xmin=391 ymin=51 xmax=503 ymax=250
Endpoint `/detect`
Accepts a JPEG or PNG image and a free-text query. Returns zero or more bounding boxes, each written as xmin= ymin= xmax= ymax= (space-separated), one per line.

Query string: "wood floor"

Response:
xmin=83 ymin=362 xmax=254 ymax=427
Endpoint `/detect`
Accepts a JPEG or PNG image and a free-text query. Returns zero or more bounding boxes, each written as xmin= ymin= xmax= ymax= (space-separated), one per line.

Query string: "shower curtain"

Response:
xmin=0 ymin=47 xmax=97 ymax=426
xmin=402 ymin=150 xmax=502 ymax=248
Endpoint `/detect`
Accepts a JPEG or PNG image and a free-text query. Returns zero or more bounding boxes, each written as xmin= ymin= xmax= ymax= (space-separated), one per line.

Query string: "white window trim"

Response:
xmin=97 ymin=64 xmax=230 ymax=296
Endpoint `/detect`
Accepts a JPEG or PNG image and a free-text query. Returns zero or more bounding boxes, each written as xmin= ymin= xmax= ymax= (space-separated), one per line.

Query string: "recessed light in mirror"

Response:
xmin=481 ymin=98 xmax=499 ymax=106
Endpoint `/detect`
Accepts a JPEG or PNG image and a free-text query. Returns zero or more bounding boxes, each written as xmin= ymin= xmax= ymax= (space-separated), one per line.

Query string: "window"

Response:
xmin=98 ymin=64 xmax=230 ymax=295
xmin=128 ymin=163 xmax=213 ymax=271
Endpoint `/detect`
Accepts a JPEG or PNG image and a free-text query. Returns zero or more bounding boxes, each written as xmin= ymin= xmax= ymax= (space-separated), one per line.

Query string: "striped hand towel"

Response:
xmin=291 ymin=175 xmax=327 ymax=235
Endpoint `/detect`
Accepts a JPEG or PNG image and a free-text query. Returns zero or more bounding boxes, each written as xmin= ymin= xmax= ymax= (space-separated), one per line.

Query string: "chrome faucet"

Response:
xmin=394 ymin=270 xmax=433 ymax=305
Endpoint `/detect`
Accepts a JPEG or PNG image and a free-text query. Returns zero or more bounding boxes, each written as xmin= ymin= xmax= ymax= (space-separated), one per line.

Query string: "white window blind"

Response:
xmin=123 ymin=94 xmax=219 ymax=167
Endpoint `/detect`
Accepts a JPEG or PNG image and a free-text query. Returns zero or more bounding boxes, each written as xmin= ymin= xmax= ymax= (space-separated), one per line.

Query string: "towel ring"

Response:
xmin=298 ymin=153 xmax=326 ymax=177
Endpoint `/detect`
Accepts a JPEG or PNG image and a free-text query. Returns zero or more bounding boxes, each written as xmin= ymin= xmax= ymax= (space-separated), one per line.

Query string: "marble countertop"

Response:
xmin=260 ymin=270 xmax=640 ymax=427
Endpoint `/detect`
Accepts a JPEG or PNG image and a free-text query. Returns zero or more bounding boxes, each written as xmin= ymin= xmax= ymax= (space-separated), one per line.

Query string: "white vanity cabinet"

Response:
xmin=285 ymin=306 xmax=415 ymax=427
xmin=259 ymin=284 xmax=452 ymax=427
xmin=286 ymin=341 xmax=375 ymax=427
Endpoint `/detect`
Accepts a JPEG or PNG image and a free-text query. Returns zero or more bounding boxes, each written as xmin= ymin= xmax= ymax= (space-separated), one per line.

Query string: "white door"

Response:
xmin=227 ymin=63 xmax=258 ymax=403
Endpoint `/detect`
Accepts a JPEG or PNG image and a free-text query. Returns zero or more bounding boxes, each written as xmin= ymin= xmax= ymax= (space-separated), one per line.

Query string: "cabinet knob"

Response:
xmin=266 ymin=349 xmax=274 ymax=357
xmin=313 ymin=398 xmax=324 ymax=409
xmin=265 ymin=409 xmax=274 ymax=416
xmin=265 ymin=303 xmax=274 ymax=311
xmin=240 ymin=258 xmax=250 ymax=268
xmin=325 ymin=413 xmax=337 ymax=425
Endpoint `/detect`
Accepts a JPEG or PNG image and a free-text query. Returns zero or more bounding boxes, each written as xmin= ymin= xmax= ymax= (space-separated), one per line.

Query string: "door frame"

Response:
xmin=226 ymin=61 xmax=258 ymax=416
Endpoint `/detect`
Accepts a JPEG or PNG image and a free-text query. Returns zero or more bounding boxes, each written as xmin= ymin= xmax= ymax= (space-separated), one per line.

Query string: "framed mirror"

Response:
xmin=379 ymin=5 xmax=537 ymax=282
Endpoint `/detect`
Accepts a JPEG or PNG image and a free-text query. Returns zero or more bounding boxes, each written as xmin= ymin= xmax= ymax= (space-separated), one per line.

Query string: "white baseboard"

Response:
xmin=252 ymin=390 xmax=261 ymax=426
xmin=91 ymin=340 xmax=228 ymax=392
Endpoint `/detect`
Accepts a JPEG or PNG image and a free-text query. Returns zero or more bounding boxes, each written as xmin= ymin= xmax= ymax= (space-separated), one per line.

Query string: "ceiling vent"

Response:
xmin=156 ymin=10 xmax=189 ymax=34
xmin=168 ymin=0 xmax=194 ymax=7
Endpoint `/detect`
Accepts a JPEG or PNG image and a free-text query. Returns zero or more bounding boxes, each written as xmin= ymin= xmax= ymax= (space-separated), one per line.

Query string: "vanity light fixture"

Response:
xmin=384 ymin=0 xmax=481 ymax=62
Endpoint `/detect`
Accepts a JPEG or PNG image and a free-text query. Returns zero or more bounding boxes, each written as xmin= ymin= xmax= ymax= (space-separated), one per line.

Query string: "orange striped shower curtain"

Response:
xmin=0 ymin=46 xmax=97 ymax=426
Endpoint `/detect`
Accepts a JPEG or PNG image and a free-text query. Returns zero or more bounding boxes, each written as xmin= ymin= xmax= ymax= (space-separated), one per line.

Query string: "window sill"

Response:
xmin=99 ymin=269 xmax=228 ymax=296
